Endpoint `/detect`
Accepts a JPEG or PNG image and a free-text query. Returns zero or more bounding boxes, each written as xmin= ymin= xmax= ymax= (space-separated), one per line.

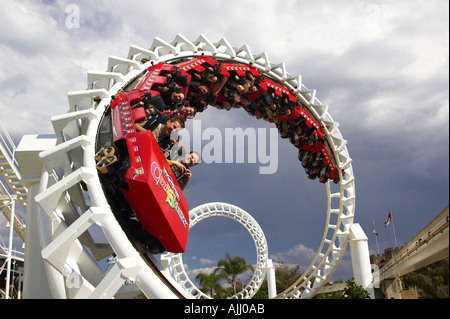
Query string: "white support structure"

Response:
xmin=1 ymin=120 xmax=27 ymax=299
xmin=266 ymin=259 xmax=277 ymax=299
xmin=1 ymin=122 xmax=27 ymax=241
xmin=349 ymin=223 xmax=374 ymax=298
xmin=162 ymin=202 xmax=269 ymax=299
xmin=2 ymin=196 xmax=15 ymax=299
xmin=15 ymin=34 xmax=355 ymax=299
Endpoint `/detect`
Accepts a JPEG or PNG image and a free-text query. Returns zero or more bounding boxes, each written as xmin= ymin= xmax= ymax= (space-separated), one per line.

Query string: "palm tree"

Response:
xmin=215 ymin=252 xmax=254 ymax=296
xmin=195 ymin=272 xmax=227 ymax=299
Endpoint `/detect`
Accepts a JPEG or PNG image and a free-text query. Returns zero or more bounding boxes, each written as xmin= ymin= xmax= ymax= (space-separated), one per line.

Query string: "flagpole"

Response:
xmin=375 ymin=232 xmax=380 ymax=254
xmin=391 ymin=211 xmax=398 ymax=248
xmin=373 ymin=220 xmax=380 ymax=254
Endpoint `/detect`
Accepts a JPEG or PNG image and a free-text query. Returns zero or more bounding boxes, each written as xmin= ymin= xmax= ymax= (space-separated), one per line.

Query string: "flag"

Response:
xmin=384 ymin=211 xmax=392 ymax=227
xmin=372 ymin=220 xmax=378 ymax=236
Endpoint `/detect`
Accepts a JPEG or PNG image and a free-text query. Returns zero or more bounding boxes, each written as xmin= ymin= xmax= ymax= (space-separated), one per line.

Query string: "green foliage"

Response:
xmin=343 ymin=278 xmax=371 ymax=299
xmin=273 ymin=261 xmax=302 ymax=293
xmin=194 ymin=252 xmax=254 ymax=298
xmin=402 ymin=258 xmax=449 ymax=298
xmin=319 ymin=278 xmax=371 ymax=299
xmin=195 ymin=255 xmax=374 ymax=299
xmin=250 ymin=260 xmax=303 ymax=299
xmin=195 ymin=272 xmax=228 ymax=299
xmin=214 ymin=252 xmax=254 ymax=296
xmin=252 ymin=289 xmax=269 ymax=299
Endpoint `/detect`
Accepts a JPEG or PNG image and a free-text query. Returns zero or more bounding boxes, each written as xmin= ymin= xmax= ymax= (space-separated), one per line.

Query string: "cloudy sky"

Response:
xmin=1 ymin=0 xmax=448 ymax=288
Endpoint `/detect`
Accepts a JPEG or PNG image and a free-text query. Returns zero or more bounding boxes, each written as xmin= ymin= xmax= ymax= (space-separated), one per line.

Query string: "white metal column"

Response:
xmin=349 ymin=223 xmax=374 ymax=298
xmin=266 ymin=259 xmax=277 ymax=299
xmin=4 ymin=197 xmax=15 ymax=299
xmin=17 ymin=135 xmax=58 ymax=298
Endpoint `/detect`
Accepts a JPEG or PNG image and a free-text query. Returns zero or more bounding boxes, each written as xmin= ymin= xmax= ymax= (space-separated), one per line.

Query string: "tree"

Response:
xmin=195 ymin=272 xmax=228 ymax=299
xmin=402 ymin=258 xmax=449 ymax=298
xmin=274 ymin=261 xmax=302 ymax=293
xmin=215 ymin=252 xmax=254 ymax=296
xmin=343 ymin=278 xmax=371 ymax=299
xmin=319 ymin=278 xmax=371 ymax=299
xmin=252 ymin=261 xmax=303 ymax=299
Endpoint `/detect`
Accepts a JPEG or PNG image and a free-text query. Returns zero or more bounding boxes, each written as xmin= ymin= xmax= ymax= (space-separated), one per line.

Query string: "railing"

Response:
xmin=0 ymin=120 xmax=18 ymax=169
xmin=377 ymin=206 xmax=449 ymax=280
xmin=0 ymin=120 xmax=26 ymax=241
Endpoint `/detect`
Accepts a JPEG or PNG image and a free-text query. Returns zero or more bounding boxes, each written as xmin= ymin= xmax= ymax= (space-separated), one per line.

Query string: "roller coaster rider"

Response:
xmin=167 ymin=151 xmax=201 ymax=190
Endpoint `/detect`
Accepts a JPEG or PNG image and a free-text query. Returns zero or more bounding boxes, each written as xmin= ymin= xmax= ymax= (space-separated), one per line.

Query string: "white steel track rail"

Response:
xmin=28 ymin=34 xmax=355 ymax=299
xmin=162 ymin=202 xmax=268 ymax=299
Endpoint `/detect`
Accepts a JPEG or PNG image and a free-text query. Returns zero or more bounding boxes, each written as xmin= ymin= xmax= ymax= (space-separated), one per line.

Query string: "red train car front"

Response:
xmin=108 ymin=90 xmax=189 ymax=253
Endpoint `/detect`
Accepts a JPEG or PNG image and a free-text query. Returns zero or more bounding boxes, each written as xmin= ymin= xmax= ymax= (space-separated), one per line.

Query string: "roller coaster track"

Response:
xmin=162 ymin=202 xmax=269 ymax=299
xmin=24 ymin=34 xmax=355 ymax=299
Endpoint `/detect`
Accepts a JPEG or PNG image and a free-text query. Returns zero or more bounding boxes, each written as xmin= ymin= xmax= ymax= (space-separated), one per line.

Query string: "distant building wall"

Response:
xmin=370 ymin=247 xmax=419 ymax=299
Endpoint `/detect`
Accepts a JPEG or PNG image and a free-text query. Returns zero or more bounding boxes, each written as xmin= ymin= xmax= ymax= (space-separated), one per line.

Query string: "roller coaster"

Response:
xmin=5 ymin=34 xmax=358 ymax=299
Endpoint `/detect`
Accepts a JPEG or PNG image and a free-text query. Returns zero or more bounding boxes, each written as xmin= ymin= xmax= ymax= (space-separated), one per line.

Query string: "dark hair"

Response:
xmin=171 ymin=116 xmax=185 ymax=128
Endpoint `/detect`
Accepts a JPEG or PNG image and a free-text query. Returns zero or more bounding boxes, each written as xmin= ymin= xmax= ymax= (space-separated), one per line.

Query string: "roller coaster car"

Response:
xmin=135 ymin=62 xmax=191 ymax=97
xmin=176 ymin=56 xmax=230 ymax=93
xmin=99 ymin=90 xmax=189 ymax=254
